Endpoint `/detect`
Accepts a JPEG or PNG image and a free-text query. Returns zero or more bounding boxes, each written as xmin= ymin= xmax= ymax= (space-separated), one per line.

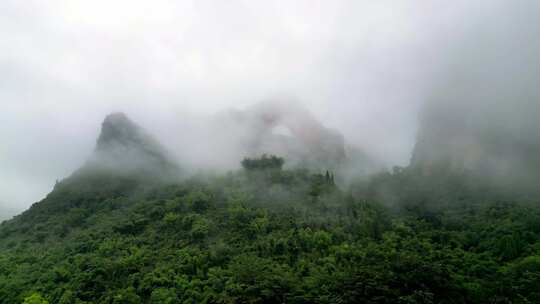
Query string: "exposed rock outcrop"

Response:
xmin=213 ymin=101 xmax=351 ymax=170
xmin=82 ymin=112 xmax=180 ymax=179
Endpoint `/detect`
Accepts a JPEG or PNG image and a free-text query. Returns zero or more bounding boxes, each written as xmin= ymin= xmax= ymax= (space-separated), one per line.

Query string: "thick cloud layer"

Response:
xmin=0 ymin=1 xmax=533 ymax=211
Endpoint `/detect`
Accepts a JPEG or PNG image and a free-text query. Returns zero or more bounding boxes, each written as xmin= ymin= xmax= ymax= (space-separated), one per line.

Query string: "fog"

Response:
xmin=1 ymin=1 xmax=537 ymax=212
xmin=412 ymin=1 xmax=540 ymax=188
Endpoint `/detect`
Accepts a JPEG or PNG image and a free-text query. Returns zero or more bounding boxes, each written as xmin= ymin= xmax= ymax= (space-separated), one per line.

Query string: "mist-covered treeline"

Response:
xmin=1 ymin=149 xmax=540 ymax=303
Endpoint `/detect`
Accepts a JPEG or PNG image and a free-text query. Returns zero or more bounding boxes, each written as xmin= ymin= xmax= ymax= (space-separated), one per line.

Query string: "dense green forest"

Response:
xmin=1 ymin=155 xmax=539 ymax=304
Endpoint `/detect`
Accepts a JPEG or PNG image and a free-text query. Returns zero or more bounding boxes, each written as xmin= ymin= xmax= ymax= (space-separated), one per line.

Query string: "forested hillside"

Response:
xmin=1 ymin=155 xmax=540 ymax=303
xmin=1 ymin=114 xmax=539 ymax=304
xmin=3 ymin=1 xmax=540 ymax=303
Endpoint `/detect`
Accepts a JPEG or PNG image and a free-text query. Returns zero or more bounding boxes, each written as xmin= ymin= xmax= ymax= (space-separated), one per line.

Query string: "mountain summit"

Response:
xmin=0 ymin=112 xmax=182 ymax=248
xmin=96 ymin=112 xmax=150 ymax=152
xmin=83 ymin=112 xmax=180 ymax=179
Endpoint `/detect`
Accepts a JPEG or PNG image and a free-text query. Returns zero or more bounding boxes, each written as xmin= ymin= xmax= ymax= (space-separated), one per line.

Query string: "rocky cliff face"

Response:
xmin=81 ymin=112 xmax=180 ymax=180
xmin=409 ymin=2 xmax=540 ymax=188
xmin=212 ymin=101 xmax=372 ymax=172
xmin=410 ymin=100 xmax=540 ymax=192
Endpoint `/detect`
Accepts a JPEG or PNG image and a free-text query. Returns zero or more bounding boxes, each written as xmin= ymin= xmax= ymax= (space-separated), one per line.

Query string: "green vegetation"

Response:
xmin=1 ymin=156 xmax=539 ymax=303
xmin=241 ymin=154 xmax=285 ymax=171
xmin=22 ymin=294 xmax=49 ymax=304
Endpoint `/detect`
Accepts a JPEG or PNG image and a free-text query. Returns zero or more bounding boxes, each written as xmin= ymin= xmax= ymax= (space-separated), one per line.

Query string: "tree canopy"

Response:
xmin=0 ymin=156 xmax=539 ymax=303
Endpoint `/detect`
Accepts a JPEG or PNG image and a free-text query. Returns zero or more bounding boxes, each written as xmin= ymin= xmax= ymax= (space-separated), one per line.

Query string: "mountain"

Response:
xmin=1 ymin=114 xmax=539 ymax=304
xmin=410 ymin=100 xmax=540 ymax=197
xmin=83 ymin=112 xmax=180 ymax=179
xmin=212 ymin=101 xmax=378 ymax=175
xmin=0 ymin=113 xmax=181 ymax=241
xmin=409 ymin=3 xmax=540 ymax=192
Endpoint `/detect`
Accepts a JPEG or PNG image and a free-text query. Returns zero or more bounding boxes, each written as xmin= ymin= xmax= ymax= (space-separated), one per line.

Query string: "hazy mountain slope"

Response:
xmin=0 ymin=114 xmax=539 ymax=304
xmin=212 ymin=101 xmax=380 ymax=182
xmin=85 ymin=112 xmax=181 ymax=179
xmin=409 ymin=99 xmax=540 ymax=198
xmin=409 ymin=3 xmax=540 ymax=192
xmin=0 ymin=113 xmax=182 ymax=239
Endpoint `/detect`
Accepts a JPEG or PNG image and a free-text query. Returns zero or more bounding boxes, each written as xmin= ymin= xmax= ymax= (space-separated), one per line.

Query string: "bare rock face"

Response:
xmin=410 ymin=4 xmax=540 ymax=191
xmin=96 ymin=112 xmax=150 ymax=152
xmin=213 ymin=101 xmax=349 ymax=169
xmin=410 ymin=100 xmax=540 ymax=192
xmin=85 ymin=112 xmax=180 ymax=179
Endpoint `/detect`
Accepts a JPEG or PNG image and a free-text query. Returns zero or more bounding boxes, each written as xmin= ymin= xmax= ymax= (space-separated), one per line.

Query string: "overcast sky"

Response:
xmin=0 ymin=0 xmax=528 ymax=210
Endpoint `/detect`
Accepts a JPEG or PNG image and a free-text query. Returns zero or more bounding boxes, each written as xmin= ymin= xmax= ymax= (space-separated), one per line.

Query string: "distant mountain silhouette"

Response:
xmin=79 ymin=112 xmax=181 ymax=180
